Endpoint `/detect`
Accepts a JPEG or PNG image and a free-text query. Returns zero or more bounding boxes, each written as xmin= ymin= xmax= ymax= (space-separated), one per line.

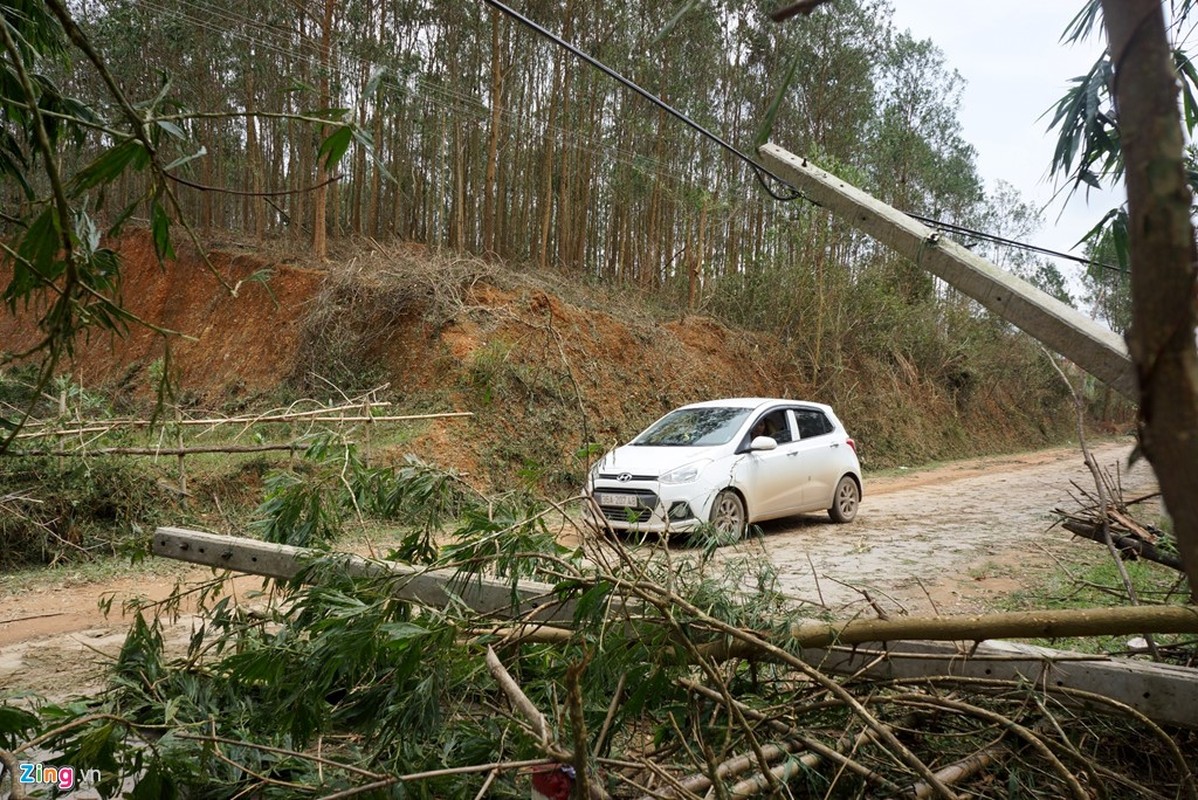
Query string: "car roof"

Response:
xmin=676 ymin=397 xmax=835 ymax=414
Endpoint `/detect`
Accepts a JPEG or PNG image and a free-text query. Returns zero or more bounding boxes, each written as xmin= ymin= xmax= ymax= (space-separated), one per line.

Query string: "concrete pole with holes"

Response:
xmin=758 ymin=142 xmax=1137 ymax=400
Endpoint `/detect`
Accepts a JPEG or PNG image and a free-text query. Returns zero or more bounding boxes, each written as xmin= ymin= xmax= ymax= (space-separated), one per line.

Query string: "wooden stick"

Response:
xmin=14 ymin=411 xmax=470 ymax=439
xmin=485 ymin=646 xmax=557 ymax=754
xmin=9 ymin=443 xmax=307 ymax=456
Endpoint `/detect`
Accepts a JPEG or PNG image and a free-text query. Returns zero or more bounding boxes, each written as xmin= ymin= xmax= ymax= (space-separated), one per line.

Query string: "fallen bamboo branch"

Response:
xmin=484 ymin=647 xmax=611 ymax=800
xmin=485 ymin=646 xmax=561 ymax=757
xmin=8 ymin=443 xmax=307 ymax=456
xmin=1063 ymin=520 xmax=1184 ymax=571
xmin=676 ymin=678 xmax=905 ymax=798
xmin=901 ymin=743 xmax=1005 ymax=800
xmin=0 ymin=749 xmax=25 ymax=800
xmin=14 ymin=405 xmax=471 ymax=440
xmin=779 ymin=604 xmax=1198 ymax=649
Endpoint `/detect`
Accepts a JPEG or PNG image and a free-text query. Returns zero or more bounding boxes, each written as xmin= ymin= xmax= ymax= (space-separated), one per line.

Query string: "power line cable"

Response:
xmin=481 ymin=0 xmax=811 ymax=204
xmin=485 ymin=0 xmax=1126 ymax=276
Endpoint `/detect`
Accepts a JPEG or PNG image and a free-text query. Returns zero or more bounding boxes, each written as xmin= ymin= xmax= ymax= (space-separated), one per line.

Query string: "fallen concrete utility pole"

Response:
xmin=154 ymin=527 xmax=1198 ymax=729
xmin=152 ymin=527 xmax=580 ymax=623
xmin=758 ymin=142 xmax=1137 ymax=400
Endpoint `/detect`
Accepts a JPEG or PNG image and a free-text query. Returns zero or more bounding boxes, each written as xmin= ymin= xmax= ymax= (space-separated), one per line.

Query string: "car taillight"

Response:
xmin=846 ymin=438 xmax=856 ymax=453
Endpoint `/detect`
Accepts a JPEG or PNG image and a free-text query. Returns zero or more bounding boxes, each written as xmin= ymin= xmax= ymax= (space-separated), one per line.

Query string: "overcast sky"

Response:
xmin=886 ymin=1 xmax=1123 ymax=277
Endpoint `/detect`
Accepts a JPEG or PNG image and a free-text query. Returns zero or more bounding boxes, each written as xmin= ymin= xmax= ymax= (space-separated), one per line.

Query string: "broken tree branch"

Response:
xmin=778 ymin=605 xmax=1198 ymax=649
xmin=1062 ymin=520 xmax=1184 ymax=571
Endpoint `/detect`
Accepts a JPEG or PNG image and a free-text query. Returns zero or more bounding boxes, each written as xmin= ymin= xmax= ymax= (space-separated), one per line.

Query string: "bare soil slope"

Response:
xmin=1 ymin=231 xmax=1082 ymax=486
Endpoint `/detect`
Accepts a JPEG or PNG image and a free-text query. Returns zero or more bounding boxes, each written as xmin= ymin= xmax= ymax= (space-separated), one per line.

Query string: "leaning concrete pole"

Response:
xmin=758 ymin=142 xmax=1137 ymax=400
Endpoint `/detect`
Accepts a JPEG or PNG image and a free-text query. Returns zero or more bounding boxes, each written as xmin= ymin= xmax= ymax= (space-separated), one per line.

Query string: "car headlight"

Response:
xmin=659 ymin=459 xmax=711 ymax=485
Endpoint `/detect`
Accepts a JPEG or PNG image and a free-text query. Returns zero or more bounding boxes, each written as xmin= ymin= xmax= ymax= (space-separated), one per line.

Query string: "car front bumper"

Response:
xmin=584 ymin=479 xmax=718 ymax=535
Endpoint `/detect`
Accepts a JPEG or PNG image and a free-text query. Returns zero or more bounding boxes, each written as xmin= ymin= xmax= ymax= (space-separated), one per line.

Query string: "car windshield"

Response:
xmin=632 ymin=406 xmax=752 ymax=446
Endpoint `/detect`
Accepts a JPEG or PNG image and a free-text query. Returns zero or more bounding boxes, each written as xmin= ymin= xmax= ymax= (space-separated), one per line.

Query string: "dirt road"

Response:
xmin=727 ymin=437 xmax=1159 ymax=615
xmin=0 ymin=437 xmax=1161 ymax=701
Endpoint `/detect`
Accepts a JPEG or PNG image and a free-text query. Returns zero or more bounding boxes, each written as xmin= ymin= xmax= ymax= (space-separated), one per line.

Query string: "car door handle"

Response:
xmin=830 ymin=443 xmax=840 ymax=448
xmin=787 ymin=451 xmax=799 ymax=457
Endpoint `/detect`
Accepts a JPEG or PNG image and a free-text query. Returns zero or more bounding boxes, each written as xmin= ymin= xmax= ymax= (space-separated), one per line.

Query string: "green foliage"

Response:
xmin=0 ymin=0 xmax=372 ymax=451
xmin=4 ymin=477 xmax=1194 ymax=797
xmin=1048 ymin=3 xmax=1198 ymax=281
xmin=0 ymin=455 xmax=173 ymax=568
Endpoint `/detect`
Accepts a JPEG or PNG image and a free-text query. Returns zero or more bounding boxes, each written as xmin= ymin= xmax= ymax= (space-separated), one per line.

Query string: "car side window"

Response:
xmin=794 ymin=409 xmax=832 ymax=439
xmin=750 ymin=409 xmax=792 ymax=444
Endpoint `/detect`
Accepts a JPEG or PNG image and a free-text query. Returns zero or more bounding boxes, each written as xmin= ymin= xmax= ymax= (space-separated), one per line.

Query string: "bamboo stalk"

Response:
xmin=781 ymin=605 xmax=1198 ymax=649
xmin=10 ymin=443 xmax=308 ymax=456
xmin=14 ymin=410 xmax=471 ymax=439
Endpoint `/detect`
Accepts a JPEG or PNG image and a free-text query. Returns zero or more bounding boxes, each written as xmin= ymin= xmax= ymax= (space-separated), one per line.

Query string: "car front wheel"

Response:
xmin=828 ymin=475 xmax=860 ymax=523
xmin=709 ymin=489 xmax=747 ymax=543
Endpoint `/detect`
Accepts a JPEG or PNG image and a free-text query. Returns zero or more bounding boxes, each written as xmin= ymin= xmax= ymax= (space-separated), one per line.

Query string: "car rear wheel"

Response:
xmin=709 ymin=489 xmax=746 ymax=543
xmin=828 ymin=475 xmax=860 ymax=523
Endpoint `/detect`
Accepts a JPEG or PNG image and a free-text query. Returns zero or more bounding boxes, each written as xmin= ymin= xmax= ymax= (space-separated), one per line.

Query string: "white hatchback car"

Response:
xmin=586 ymin=398 xmax=862 ymax=541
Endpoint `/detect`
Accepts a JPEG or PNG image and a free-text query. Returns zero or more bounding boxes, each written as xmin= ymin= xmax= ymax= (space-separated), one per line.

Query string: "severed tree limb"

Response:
xmin=901 ymin=743 xmax=1005 ymax=800
xmin=484 ymin=646 xmax=611 ymax=800
xmin=1062 ymin=520 xmax=1184 ymax=571
xmin=777 ymin=605 xmax=1198 ymax=650
xmin=886 ymin=694 xmax=1089 ymax=800
xmin=877 ymin=675 xmax=1197 ymax=799
xmin=675 ymin=679 xmax=907 ymax=798
xmin=0 ymin=750 xmax=26 ymax=800
xmin=1044 ymin=348 xmax=1161 ymax=659
xmin=485 ymin=646 xmax=560 ymax=757
xmin=670 ymin=680 xmax=900 ymax=800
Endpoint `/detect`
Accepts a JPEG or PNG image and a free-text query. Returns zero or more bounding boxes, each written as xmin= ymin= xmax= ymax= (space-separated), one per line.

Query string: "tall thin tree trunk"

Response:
xmin=1101 ymin=0 xmax=1198 ymax=600
xmin=483 ymin=9 xmax=504 ymax=256
xmin=312 ymin=0 xmax=335 ymax=259
xmin=537 ymin=50 xmax=562 ymax=270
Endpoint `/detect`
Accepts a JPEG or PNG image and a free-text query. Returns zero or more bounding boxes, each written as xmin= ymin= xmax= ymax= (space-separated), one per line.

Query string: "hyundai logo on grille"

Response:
xmin=617 ymin=472 xmax=633 ymax=483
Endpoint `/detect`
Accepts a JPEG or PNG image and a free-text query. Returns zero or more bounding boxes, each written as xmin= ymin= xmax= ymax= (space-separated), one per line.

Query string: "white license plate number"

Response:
xmin=598 ymin=493 xmax=639 ymax=507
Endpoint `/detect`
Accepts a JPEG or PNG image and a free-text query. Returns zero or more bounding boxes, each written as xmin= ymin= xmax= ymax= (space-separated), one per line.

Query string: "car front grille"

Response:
xmin=593 ymin=487 xmax=658 ymax=523
xmin=596 ymin=472 xmax=658 ymax=481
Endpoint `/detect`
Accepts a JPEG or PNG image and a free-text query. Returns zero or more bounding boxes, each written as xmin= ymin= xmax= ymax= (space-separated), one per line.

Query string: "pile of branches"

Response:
xmin=1056 ymin=482 xmax=1183 ymax=574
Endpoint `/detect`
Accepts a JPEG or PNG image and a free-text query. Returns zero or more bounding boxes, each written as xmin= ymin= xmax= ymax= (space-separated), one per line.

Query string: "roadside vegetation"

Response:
xmin=2 ymin=463 xmax=1195 ymax=799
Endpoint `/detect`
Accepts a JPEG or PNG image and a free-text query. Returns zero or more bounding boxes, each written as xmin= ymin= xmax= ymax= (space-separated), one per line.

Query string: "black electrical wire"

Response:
xmin=481 ymin=0 xmax=810 ymax=203
xmin=488 ymin=0 xmax=1139 ymax=279
xmin=486 ymin=0 xmax=1128 ymax=277
xmin=908 ymin=212 xmax=1124 ymax=273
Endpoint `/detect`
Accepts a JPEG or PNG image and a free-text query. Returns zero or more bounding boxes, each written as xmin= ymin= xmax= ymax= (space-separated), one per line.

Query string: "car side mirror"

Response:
xmin=750 ymin=435 xmax=778 ymax=451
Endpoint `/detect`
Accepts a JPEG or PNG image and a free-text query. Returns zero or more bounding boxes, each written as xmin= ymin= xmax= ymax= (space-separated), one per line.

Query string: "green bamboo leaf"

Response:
xmin=318 ymin=125 xmax=354 ymax=169
xmin=754 ymin=51 xmax=801 ymax=150
xmin=108 ymin=197 xmax=141 ymax=238
xmin=70 ymin=139 xmax=148 ymax=194
xmin=150 ymin=201 xmax=175 ymax=262
xmin=379 ymin=621 xmax=430 ymax=640
xmin=0 ymin=705 xmax=38 ymax=745
xmin=155 ymin=118 xmax=186 ymax=140
xmin=17 ymin=207 xmax=59 ymax=277
xmin=164 ymin=145 xmax=207 ymax=171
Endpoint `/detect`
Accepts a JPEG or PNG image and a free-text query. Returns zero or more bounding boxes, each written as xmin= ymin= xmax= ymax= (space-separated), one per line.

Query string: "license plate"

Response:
xmin=597 ymin=493 xmax=639 ymax=507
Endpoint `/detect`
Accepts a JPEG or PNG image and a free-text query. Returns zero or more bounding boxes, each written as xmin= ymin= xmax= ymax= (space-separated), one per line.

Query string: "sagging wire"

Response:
xmin=487 ymin=0 xmax=1127 ymax=277
xmin=907 ymin=212 xmax=1124 ymax=274
xmin=481 ymin=0 xmax=811 ymax=204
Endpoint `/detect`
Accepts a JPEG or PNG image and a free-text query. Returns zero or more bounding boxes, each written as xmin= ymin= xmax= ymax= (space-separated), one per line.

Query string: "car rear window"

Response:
xmin=795 ymin=409 xmax=834 ymax=438
xmin=633 ymin=407 xmax=752 ymax=446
